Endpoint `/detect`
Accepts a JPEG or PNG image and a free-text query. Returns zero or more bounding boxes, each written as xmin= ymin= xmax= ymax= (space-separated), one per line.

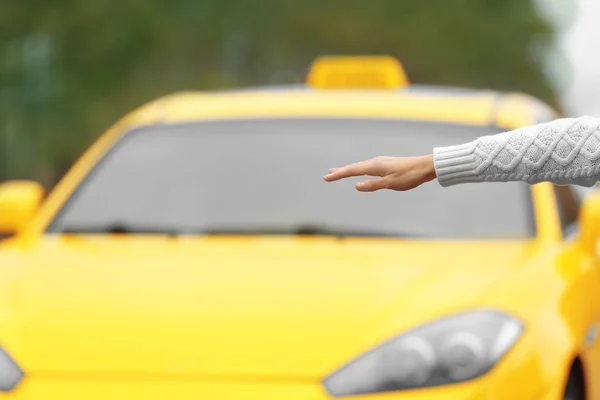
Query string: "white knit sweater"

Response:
xmin=433 ymin=116 xmax=600 ymax=187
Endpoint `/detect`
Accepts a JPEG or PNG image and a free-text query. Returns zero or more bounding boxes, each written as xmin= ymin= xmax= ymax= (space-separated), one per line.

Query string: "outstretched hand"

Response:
xmin=323 ymin=155 xmax=436 ymax=192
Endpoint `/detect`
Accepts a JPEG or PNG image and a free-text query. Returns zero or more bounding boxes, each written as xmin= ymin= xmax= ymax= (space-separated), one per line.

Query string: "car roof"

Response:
xmin=123 ymin=84 xmax=558 ymax=131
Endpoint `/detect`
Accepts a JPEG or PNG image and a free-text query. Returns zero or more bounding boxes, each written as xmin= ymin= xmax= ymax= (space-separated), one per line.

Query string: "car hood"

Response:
xmin=0 ymin=235 xmax=534 ymax=379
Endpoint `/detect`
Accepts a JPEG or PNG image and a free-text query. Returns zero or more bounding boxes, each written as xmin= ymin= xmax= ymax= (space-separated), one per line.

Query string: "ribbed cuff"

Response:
xmin=433 ymin=142 xmax=479 ymax=187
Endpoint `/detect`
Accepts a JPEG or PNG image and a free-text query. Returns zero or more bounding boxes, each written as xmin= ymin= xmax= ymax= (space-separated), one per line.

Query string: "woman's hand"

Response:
xmin=323 ymin=155 xmax=436 ymax=192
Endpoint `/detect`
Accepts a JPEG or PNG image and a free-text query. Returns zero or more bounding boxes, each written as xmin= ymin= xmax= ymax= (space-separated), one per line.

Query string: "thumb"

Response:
xmin=356 ymin=177 xmax=389 ymax=192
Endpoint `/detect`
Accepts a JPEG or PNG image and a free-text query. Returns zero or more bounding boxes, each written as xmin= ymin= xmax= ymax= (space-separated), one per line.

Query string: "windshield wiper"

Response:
xmin=201 ymin=224 xmax=406 ymax=238
xmin=59 ymin=223 xmax=181 ymax=236
xmin=58 ymin=223 xmax=420 ymax=239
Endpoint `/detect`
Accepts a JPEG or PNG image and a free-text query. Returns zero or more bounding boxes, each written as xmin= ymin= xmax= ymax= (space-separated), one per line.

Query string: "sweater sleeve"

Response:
xmin=432 ymin=116 xmax=600 ymax=188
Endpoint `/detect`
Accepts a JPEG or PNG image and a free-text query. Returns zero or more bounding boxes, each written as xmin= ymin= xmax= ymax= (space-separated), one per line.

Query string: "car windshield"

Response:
xmin=47 ymin=118 xmax=534 ymax=239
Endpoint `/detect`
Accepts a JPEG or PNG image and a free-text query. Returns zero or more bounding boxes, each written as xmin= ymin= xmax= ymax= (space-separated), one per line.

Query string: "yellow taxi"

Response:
xmin=1 ymin=56 xmax=600 ymax=400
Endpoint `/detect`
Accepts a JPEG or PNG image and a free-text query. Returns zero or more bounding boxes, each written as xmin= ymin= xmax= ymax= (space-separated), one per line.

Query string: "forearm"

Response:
xmin=432 ymin=116 xmax=600 ymax=187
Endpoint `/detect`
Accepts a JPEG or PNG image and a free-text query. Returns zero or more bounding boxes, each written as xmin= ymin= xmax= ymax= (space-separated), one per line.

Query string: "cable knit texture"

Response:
xmin=433 ymin=116 xmax=600 ymax=187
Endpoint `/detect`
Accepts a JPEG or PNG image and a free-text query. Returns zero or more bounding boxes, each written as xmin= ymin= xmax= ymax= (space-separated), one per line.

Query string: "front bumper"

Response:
xmin=0 ymin=379 xmax=559 ymax=400
xmin=0 ymin=325 xmax=569 ymax=400
xmin=0 ymin=359 xmax=561 ymax=400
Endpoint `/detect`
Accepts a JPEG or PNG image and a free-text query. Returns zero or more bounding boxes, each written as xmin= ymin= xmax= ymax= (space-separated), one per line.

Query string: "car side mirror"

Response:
xmin=579 ymin=188 xmax=600 ymax=255
xmin=0 ymin=181 xmax=45 ymax=238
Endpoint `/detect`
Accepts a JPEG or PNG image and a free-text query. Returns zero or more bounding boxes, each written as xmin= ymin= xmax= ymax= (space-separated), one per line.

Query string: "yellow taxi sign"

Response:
xmin=306 ymin=55 xmax=409 ymax=89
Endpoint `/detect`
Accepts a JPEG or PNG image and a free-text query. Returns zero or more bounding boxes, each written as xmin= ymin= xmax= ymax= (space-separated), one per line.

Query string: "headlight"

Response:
xmin=0 ymin=347 xmax=23 ymax=391
xmin=323 ymin=309 xmax=523 ymax=397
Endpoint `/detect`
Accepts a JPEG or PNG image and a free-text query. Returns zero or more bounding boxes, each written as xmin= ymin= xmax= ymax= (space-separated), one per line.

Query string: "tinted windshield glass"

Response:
xmin=47 ymin=118 xmax=534 ymax=239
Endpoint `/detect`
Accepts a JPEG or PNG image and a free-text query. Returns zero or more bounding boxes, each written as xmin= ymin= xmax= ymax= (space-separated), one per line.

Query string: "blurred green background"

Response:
xmin=0 ymin=0 xmax=564 ymax=187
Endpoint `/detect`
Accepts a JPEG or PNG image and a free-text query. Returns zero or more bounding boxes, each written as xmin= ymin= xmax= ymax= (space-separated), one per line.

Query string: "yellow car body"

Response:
xmin=1 ymin=57 xmax=600 ymax=400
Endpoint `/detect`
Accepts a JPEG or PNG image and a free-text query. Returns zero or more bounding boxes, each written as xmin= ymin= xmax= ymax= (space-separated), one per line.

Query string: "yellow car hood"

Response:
xmin=3 ymin=236 xmax=533 ymax=379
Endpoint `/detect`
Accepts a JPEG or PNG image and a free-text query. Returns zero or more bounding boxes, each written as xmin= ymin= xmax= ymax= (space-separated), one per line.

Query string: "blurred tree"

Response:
xmin=0 ymin=0 xmax=558 ymax=186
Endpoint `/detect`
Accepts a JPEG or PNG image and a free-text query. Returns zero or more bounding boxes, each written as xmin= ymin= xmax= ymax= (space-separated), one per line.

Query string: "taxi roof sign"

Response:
xmin=306 ymin=55 xmax=409 ymax=89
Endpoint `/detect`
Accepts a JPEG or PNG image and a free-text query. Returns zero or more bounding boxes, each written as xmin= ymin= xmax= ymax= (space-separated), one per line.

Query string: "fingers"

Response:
xmin=356 ymin=177 xmax=389 ymax=192
xmin=323 ymin=160 xmax=377 ymax=182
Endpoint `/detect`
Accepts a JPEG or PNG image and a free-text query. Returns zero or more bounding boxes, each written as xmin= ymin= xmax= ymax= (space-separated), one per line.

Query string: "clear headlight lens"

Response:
xmin=0 ymin=347 xmax=23 ymax=391
xmin=323 ymin=309 xmax=523 ymax=397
